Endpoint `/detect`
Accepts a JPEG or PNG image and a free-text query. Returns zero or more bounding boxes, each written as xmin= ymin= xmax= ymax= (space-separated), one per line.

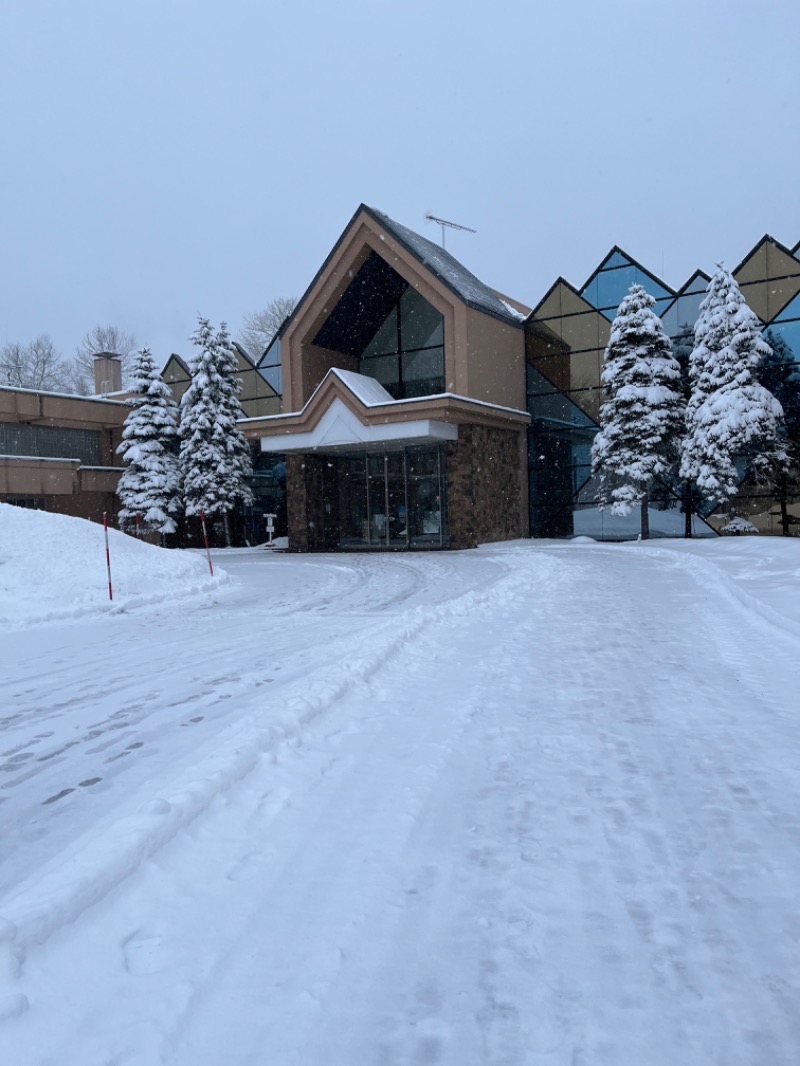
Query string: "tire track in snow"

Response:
xmin=0 ymin=552 xmax=549 ymax=972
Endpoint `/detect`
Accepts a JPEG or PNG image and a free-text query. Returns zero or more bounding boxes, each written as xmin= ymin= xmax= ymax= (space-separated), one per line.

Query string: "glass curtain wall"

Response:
xmin=332 ymin=445 xmax=446 ymax=548
xmin=529 ymin=236 xmax=800 ymax=537
xmin=527 ymin=259 xmax=713 ymax=539
xmin=358 ymin=288 xmax=445 ymax=399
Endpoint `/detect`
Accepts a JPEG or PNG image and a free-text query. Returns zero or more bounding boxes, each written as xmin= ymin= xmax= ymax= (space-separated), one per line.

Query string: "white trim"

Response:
xmin=259 ymin=396 xmax=458 ymax=453
xmin=239 ymin=366 xmax=529 ymax=426
xmin=0 ymin=454 xmax=79 ymax=464
xmin=0 ymin=385 xmax=128 ymax=406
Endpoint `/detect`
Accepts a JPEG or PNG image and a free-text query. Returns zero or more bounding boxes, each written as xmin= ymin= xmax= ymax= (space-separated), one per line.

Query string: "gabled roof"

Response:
xmin=161 ymin=353 xmax=191 ymax=377
xmin=733 ymin=233 xmax=800 ymax=277
xmin=579 ymin=244 xmax=676 ymax=297
xmin=231 ymin=341 xmax=256 ymax=367
xmin=363 ymin=206 xmax=522 ymax=325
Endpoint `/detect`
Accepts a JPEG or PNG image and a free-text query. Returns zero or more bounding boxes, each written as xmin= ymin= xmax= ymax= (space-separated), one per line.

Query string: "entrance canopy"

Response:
xmin=254 ymin=368 xmax=459 ymax=455
xmin=248 ymin=365 xmax=530 ymax=458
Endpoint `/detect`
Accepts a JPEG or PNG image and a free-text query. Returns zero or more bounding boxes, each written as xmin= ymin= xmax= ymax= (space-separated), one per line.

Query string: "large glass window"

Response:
xmin=257 ymin=336 xmax=282 ymax=396
xmin=332 ymin=445 xmax=446 ymax=548
xmin=0 ymin=423 xmax=101 ymax=465
xmin=359 ymin=287 xmax=444 ymax=399
xmin=581 ymin=253 xmax=673 ymax=320
xmin=660 ymin=287 xmax=707 ymax=340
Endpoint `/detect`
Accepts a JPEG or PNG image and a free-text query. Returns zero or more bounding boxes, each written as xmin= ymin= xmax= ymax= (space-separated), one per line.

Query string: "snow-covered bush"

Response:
xmin=720 ymin=516 xmax=758 ymax=536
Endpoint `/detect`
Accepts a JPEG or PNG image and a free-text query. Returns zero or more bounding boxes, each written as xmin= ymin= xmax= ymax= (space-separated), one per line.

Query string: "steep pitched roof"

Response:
xmin=362 ymin=206 xmax=523 ymax=325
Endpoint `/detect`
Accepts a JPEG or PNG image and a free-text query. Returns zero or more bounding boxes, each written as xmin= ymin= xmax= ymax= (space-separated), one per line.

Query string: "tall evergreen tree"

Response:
xmin=758 ymin=327 xmax=800 ymax=534
xmin=670 ymin=321 xmax=697 ymax=536
xmin=179 ymin=317 xmax=253 ymax=546
xmin=116 ymin=347 xmax=181 ymax=534
xmin=591 ymin=284 xmax=685 ymax=539
xmin=680 ymin=265 xmax=785 ymax=511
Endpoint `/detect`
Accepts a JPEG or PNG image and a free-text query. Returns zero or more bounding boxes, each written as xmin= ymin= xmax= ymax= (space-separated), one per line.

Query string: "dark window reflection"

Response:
xmin=358 ymin=288 xmax=445 ymax=400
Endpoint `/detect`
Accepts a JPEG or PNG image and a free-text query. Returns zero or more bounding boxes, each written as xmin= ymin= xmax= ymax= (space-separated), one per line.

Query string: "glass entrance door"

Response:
xmin=330 ymin=446 xmax=446 ymax=549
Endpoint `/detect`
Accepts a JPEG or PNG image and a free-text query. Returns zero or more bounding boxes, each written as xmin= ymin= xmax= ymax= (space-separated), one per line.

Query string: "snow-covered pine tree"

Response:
xmin=670 ymin=321 xmax=697 ymax=537
xmin=116 ymin=346 xmax=181 ymax=534
xmin=179 ymin=317 xmax=253 ymax=546
xmin=758 ymin=327 xmax=800 ymax=534
xmin=680 ymin=265 xmax=785 ymax=512
xmin=591 ymin=284 xmax=685 ymax=539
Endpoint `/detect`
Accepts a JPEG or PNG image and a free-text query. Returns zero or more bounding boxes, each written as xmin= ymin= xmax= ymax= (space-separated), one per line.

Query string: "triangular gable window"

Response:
xmin=581 ymin=251 xmax=673 ymax=320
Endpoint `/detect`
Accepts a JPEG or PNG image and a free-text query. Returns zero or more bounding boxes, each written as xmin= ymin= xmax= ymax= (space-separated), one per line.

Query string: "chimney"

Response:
xmin=93 ymin=352 xmax=122 ymax=395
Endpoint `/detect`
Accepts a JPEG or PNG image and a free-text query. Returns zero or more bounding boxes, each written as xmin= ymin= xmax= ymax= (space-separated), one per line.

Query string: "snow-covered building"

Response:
xmin=528 ymin=236 xmax=800 ymax=538
xmin=240 ymin=207 xmax=800 ymax=547
xmin=4 ymin=210 xmax=798 ymax=545
xmin=240 ymin=206 xmax=532 ymax=550
xmin=0 ymin=356 xmax=127 ymax=524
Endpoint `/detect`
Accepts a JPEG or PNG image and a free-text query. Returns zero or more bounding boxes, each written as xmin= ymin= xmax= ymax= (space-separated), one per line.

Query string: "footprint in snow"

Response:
xmin=122 ymin=929 xmax=165 ymax=975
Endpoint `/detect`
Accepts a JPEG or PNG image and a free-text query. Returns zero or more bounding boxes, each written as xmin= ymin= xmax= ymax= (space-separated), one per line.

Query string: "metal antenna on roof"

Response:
xmin=425 ymin=213 xmax=476 ymax=250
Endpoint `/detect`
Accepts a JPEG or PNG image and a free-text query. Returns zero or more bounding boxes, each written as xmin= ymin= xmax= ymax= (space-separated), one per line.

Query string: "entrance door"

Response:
xmin=329 ymin=447 xmax=446 ymax=549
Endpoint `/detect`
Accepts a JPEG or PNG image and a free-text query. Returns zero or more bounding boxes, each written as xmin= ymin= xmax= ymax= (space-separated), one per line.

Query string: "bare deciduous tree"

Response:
xmin=237 ymin=297 xmax=297 ymax=359
xmin=70 ymin=324 xmax=138 ymax=394
xmin=0 ymin=335 xmax=71 ymax=391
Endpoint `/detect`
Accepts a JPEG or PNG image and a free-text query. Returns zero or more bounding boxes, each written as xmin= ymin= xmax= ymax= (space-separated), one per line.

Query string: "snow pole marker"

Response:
xmin=102 ymin=512 xmax=113 ymax=601
xmin=199 ymin=509 xmax=214 ymax=575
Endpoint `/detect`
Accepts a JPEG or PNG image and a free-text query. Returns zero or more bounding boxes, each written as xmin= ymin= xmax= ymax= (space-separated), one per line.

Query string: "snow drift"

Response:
xmin=0 ymin=503 xmax=226 ymax=628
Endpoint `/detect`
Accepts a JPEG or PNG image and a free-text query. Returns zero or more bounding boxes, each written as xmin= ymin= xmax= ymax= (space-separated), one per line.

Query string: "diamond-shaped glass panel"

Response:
xmin=582 ymin=254 xmax=673 ymax=319
xmin=763 ymin=320 xmax=800 ymax=364
xmin=661 ymin=290 xmax=705 ymax=338
xmin=774 ymin=292 xmax=800 ymax=322
xmin=257 ymin=365 xmax=281 ymax=394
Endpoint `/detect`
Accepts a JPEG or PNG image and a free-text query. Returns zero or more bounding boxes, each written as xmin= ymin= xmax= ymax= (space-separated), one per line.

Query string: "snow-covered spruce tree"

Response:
xmin=116 ymin=347 xmax=181 ymax=534
xmin=670 ymin=321 xmax=697 ymax=536
xmin=179 ymin=317 xmax=253 ymax=546
xmin=758 ymin=328 xmax=800 ymax=534
xmin=591 ymin=284 xmax=685 ymax=539
xmin=680 ymin=265 xmax=785 ymax=515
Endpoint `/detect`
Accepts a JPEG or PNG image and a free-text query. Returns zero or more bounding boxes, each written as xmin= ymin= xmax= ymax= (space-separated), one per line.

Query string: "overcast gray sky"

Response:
xmin=1 ymin=0 xmax=798 ymax=364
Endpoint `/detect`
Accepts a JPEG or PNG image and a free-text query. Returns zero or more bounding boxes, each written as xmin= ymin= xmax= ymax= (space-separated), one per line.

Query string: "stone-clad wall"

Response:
xmin=285 ymin=454 xmax=327 ymax=551
xmin=446 ymin=424 xmax=528 ymax=549
xmin=286 ymin=424 xmax=528 ymax=552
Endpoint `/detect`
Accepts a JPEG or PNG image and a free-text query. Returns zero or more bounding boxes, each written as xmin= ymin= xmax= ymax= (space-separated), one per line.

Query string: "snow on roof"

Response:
xmin=238 ymin=367 xmax=530 ymax=425
xmin=330 ymin=368 xmax=396 ymax=406
xmin=498 ymin=298 xmax=527 ymax=321
xmin=0 ymin=384 xmax=128 ymax=406
xmin=364 ymin=207 xmax=524 ymax=326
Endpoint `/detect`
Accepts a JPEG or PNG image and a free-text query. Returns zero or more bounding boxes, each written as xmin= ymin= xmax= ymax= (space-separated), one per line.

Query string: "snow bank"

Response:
xmin=0 ymin=504 xmax=227 ymax=628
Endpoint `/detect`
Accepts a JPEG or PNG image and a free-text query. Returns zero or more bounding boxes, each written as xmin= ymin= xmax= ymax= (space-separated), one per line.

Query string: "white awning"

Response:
xmin=260 ymin=396 xmax=457 ymax=453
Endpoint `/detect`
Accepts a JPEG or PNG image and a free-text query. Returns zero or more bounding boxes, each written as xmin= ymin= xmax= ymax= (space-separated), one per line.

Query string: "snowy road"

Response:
xmin=2 ymin=541 xmax=800 ymax=1064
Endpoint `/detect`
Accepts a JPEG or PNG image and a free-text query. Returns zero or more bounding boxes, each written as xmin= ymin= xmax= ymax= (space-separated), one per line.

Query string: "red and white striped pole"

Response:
xmin=199 ymin=509 xmax=213 ymax=575
xmin=102 ymin=512 xmax=113 ymax=601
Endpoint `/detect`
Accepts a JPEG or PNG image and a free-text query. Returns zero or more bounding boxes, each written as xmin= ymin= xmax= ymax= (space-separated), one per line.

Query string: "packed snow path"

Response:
xmin=2 ymin=542 xmax=800 ymax=1064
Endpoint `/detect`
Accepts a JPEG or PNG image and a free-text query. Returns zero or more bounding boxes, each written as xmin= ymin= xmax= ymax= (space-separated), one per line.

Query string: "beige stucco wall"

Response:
xmin=0 ymin=457 xmax=79 ymax=496
xmin=464 ymin=307 xmax=526 ymax=409
xmin=0 ymin=388 xmax=127 ymax=432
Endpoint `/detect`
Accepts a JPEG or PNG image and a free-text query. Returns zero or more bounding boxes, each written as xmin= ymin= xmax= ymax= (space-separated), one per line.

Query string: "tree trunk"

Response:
xmin=640 ymin=488 xmax=650 ymax=540
xmin=223 ymin=511 xmax=231 ymax=548
xmin=683 ymin=482 xmax=693 ymax=538
xmin=779 ymin=471 xmax=790 ymax=536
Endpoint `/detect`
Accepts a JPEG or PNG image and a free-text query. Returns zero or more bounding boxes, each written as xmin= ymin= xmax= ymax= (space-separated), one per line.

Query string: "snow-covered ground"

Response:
xmin=2 ymin=510 xmax=800 ymax=1064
